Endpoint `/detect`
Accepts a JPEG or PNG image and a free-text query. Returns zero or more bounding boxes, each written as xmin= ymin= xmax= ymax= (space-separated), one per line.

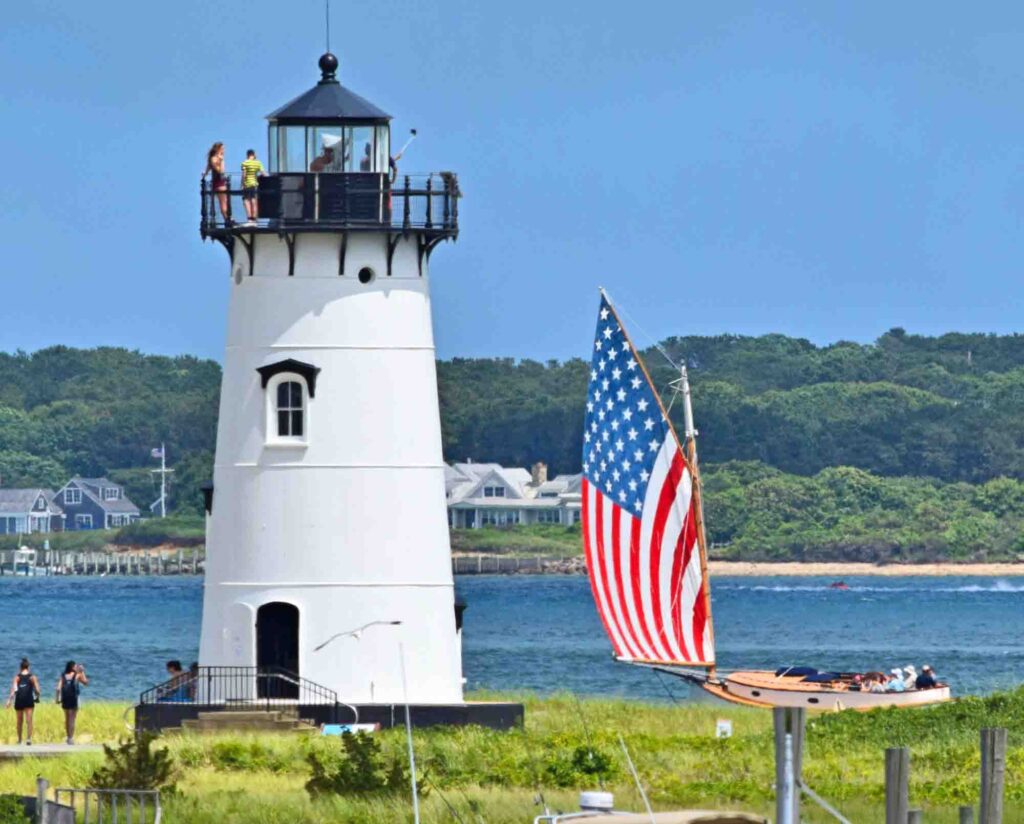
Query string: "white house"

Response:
xmin=446 ymin=461 xmax=582 ymax=528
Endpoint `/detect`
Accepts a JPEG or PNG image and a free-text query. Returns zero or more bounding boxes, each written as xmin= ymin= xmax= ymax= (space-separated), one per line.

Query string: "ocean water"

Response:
xmin=0 ymin=574 xmax=1020 ymax=701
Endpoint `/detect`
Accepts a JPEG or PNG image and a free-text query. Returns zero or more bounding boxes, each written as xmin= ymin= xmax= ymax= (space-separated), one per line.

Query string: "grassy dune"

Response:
xmin=0 ymin=692 xmax=1021 ymax=822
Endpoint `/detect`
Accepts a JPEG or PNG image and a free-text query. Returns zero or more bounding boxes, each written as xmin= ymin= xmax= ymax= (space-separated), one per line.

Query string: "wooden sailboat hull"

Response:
xmin=704 ymin=670 xmax=951 ymax=711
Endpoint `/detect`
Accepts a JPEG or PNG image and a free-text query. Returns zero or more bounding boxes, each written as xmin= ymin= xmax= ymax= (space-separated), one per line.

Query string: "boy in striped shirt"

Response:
xmin=240 ymin=149 xmax=265 ymax=223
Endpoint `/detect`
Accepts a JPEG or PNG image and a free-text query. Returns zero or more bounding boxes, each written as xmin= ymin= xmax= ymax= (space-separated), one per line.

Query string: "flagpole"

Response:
xmin=160 ymin=442 xmax=166 ymax=519
xmin=680 ymin=365 xmax=716 ymax=681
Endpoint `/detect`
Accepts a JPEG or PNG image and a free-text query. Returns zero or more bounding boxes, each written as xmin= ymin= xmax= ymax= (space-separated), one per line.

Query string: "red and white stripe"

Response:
xmin=582 ymin=440 xmax=714 ymax=665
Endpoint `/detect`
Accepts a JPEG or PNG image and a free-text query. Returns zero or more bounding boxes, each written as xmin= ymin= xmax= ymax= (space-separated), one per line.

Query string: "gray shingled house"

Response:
xmin=55 ymin=477 xmax=141 ymax=530
xmin=0 ymin=489 xmax=64 ymax=534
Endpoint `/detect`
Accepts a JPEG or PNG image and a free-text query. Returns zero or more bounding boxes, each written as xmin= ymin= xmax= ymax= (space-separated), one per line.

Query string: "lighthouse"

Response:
xmin=195 ymin=53 xmax=473 ymax=711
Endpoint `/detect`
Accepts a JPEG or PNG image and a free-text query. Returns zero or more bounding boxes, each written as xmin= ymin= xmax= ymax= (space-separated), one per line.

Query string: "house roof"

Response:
xmin=0 ymin=489 xmax=60 ymax=514
xmin=67 ymin=478 xmax=141 ymax=514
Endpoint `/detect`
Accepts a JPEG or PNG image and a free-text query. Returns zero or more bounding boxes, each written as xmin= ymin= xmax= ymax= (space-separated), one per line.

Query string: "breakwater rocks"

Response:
xmin=451 ymin=554 xmax=586 ymax=575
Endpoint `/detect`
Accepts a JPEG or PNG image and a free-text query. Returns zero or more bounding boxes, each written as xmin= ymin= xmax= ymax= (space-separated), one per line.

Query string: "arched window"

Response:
xmin=276 ymin=380 xmax=305 ymax=438
xmin=257 ymin=358 xmax=320 ymax=447
xmin=264 ymin=373 xmax=309 ymax=445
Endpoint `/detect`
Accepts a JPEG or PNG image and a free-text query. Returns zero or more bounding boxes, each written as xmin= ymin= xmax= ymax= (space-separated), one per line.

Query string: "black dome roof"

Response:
xmin=266 ymin=53 xmax=391 ymax=123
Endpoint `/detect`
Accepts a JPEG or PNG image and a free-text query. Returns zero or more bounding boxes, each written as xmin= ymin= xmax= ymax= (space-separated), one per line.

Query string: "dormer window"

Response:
xmin=65 ymin=488 xmax=81 ymax=505
xmin=257 ymin=359 xmax=320 ymax=447
xmin=483 ymin=486 xmax=505 ymax=498
xmin=103 ymin=487 xmax=121 ymax=501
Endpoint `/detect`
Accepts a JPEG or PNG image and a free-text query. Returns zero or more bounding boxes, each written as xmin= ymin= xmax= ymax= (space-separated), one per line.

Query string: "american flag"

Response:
xmin=581 ymin=293 xmax=714 ymax=665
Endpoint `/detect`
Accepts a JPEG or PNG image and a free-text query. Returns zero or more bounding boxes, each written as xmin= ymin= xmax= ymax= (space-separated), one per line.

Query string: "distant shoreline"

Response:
xmin=709 ymin=561 xmax=1024 ymax=577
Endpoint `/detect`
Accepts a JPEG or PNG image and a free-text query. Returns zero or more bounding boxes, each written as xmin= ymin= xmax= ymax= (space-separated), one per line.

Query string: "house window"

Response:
xmin=103 ymin=487 xmax=121 ymax=501
xmin=480 ymin=509 xmax=520 ymax=526
xmin=483 ymin=486 xmax=505 ymax=498
xmin=536 ymin=510 xmax=561 ymax=524
xmin=108 ymin=514 xmax=127 ymax=528
xmin=75 ymin=514 xmax=93 ymax=529
xmin=65 ymin=488 xmax=81 ymax=505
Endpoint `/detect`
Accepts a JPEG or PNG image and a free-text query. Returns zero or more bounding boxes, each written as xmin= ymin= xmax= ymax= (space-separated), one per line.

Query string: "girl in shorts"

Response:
xmin=5 ymin=658 xmax=40 ymax=745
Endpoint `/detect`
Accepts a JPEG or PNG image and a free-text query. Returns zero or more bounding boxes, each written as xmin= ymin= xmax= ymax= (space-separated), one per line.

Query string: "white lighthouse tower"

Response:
xmin=197 ymin=53 xmax=468 ymax=709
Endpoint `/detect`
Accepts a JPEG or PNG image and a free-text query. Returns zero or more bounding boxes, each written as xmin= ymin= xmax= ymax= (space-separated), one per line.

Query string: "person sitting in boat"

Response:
xmin=868 ymin=675 xmax=887 ymax=694
xmin=915 ymin=665 xmax=938 ymax=689
xmin=902 ymin=665 xmax=918 ymax=690
xmin=886 ymin=668 xmax=906 ymax=692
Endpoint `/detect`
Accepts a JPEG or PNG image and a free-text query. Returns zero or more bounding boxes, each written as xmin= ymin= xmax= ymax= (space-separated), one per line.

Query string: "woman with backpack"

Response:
xmin=5 ymin=658 xmax=40 ymax=745
xmin=56 ymin=661 xmax=88 ymax=745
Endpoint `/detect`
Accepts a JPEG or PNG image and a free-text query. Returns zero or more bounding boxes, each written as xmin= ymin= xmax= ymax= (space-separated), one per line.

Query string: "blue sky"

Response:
xmin=2 ymin=1 xmax=1023 ymax=362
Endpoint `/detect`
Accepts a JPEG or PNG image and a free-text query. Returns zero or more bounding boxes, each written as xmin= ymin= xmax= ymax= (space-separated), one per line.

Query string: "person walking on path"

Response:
xmin=240 ymin=149 xmax=265 ymax=224
xmin=56 ymin=661 xmax=88 ymax=745
xmin=5 ymin=658 xmax=40 ymax=745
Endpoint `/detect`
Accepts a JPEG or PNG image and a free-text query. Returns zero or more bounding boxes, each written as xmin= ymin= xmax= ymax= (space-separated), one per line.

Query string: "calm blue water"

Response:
xmin=0 ymin=575 xmax=1020 ymax=700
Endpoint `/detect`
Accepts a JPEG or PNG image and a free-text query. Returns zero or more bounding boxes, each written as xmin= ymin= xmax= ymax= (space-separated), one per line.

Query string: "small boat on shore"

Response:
xmin=0 ymin=547 xmax=42 ymax=577
xmin=579 ymin=292 xmax=950 ymax=711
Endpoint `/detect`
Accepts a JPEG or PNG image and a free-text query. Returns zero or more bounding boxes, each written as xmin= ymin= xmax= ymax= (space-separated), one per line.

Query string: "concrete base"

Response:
xmin=136 ymin=701 xmax=523 ymax=733
xmin=0 ymin=743 xmax=103 ymax=761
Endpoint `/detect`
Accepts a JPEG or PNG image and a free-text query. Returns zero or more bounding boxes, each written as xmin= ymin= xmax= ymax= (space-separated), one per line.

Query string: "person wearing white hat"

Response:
xmin=310 ymin=133 xmax=346 ymax=172
xmin=902 ymin=665 xmax=918 ymax=690
xmin=915 ymin=665 xmax=938 ymax=690
xmin=885 ymin=668 xmax=906 ymax=693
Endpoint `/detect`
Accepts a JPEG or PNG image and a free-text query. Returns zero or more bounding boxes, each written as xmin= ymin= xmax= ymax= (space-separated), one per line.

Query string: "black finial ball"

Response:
xmin=319 ymin=52 xmax=338 ymax=80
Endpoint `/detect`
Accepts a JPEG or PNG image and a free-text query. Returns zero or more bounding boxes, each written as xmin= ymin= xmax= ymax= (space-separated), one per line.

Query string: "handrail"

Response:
xmin=200 ymin=171 xmax=460 ymax=235
xmin=138 ymin=665 xmax=339 ymax=706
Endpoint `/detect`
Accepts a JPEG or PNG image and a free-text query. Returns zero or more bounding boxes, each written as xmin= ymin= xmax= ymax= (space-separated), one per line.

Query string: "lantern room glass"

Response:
xmin=269 ymin=124 xmax=390 ymax=173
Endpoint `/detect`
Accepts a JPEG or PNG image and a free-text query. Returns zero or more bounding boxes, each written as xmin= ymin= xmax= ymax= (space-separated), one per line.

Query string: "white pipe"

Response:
xmin=399 ymin=641 xmax=421 ymax=824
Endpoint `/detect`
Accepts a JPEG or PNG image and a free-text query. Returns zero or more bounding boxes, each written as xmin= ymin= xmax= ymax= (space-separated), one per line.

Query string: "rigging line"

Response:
xmin=601 ymin=287 xmax=680 ymax=372
xmin=424 ymin=776 xmax=468 ymax=824
xmin=571 ymin=692 xmax=605 ymax=791
xmin=654 ymin=669 xmax=681 ymax=706
xmin=325 ymin=0 xmax=331 ymax=53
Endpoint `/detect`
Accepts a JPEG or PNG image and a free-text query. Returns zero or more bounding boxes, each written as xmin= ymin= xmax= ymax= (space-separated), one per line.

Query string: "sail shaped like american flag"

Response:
xmin=581 ymin=293 xmax=714 ymax=666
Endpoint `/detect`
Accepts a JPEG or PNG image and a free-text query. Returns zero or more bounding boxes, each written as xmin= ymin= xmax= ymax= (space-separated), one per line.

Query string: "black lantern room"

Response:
xmin=266 ymin=53 xmax=391 ymax=175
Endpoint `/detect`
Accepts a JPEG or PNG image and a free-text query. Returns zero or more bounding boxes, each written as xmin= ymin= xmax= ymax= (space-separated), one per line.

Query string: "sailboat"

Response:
xmin=580 ymin=291 xmax=951 ymax=711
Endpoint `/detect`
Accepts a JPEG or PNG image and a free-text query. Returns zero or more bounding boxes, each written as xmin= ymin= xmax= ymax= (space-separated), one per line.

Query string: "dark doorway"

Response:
xmin=256 ymin=602 xmax=299 ymax=699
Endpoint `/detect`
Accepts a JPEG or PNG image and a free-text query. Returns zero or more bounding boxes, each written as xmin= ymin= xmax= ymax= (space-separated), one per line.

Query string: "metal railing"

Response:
xmin=138 ymin=665 xmax=339 ymax=708
xmin=53 ymin=787 xmax=161 ymax=824
xmin=200 ymin=172 xmax=459 ymax=235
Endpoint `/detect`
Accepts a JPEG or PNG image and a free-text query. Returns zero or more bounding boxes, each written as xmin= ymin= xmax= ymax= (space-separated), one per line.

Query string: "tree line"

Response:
xmin=2 ymin=328 xmax=1024 ymax=524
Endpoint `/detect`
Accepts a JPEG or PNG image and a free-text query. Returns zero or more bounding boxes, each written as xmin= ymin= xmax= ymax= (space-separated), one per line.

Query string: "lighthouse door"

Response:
xmin=256 ymin=602 xmax=300 ymax=699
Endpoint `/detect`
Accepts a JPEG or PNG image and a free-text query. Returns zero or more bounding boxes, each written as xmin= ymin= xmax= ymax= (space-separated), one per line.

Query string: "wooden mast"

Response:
xmin=679 ymin=364 xmax=717 ymax=680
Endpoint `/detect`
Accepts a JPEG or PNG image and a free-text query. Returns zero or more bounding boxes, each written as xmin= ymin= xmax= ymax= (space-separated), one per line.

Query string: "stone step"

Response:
xmin=196 ymin=710 xmax=297 ymax=723
xmin=180 ymin=712 xmax=317 ymax=734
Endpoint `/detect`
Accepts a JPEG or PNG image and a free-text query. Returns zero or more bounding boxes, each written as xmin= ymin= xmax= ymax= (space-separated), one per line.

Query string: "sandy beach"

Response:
xmin=710 ymin=561 xmax=1024 ymax=577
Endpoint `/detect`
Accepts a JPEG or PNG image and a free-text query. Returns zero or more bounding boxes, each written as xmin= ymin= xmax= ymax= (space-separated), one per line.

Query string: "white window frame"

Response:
xmin=75 ymin=514 xmax=93 ymax=529
xmin=103 ymin=487 xmax=121 ymax=501
xmin=265 ymin=372 xmax=310 ymax=447
xmin=483 ymin=486 xmax=506 ymax=498
xmin=65 ymin=488 xmax=82 ymax=505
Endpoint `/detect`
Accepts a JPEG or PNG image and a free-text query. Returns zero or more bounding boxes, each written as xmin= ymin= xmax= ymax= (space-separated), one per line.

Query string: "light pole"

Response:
xmin=313 ymin=621 xmax=402 ymax=725
xmin=312 ymin=620 xmax=419 ymax=824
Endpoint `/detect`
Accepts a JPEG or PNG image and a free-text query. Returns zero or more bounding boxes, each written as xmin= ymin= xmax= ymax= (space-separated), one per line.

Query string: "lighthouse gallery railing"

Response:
xmin=200 ymin=172 xmax=459 ymax=235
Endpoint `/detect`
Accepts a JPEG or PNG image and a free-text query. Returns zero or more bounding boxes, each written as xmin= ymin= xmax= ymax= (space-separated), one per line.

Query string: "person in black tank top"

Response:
xmin=56 ymin=660 xmax=89 ymax=745
xmin=5 ymin=658 xmax=40 ymax=745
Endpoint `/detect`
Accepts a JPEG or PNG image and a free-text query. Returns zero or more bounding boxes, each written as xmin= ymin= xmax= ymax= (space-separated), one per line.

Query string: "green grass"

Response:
xmin=0 ymin=691 xmax=1020 ymax=822
xmin=450 ymin=525 xmax=582 ymax=557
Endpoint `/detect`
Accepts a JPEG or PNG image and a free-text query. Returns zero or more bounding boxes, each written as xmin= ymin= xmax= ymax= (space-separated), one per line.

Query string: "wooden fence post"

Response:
xmin=960 ymin=806 xmax=975 ymax=824
xmin=885 ymin=747 xmax=910 ymax=824
xmin=980 ymin=728 xmax=1007 ymax=824
xmin=35 ymin=776 xmax=48 ymax=824
xmin=908 ymin=810 xmax=923 ymax=824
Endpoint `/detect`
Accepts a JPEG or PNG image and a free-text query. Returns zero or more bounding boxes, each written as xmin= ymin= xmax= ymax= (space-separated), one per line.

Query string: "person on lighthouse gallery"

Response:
xmin=203 ymin=142 xmax=231 ymax=224
xmin=240 ymin=148 xmax=265 ymax=224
